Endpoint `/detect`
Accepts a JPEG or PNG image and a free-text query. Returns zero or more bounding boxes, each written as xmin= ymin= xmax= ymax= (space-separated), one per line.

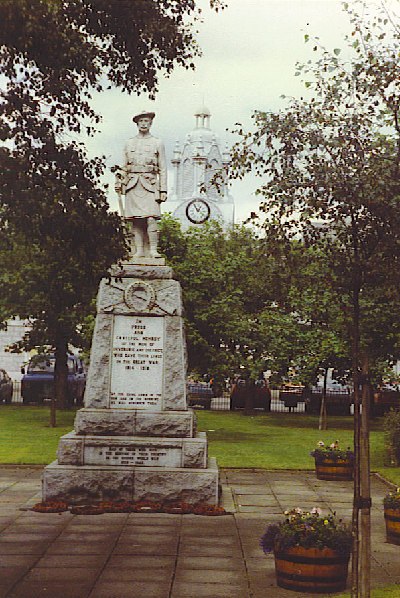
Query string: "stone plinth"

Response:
xmin=43 ymin=458 xmax=219 ymax=505
xmin=42 ymin=264 xmax=218 ymax=505
xmin=57 ymin=431 xmax=208 ymax=468
xmin=74 ymin=408 xmax=196 ymax=437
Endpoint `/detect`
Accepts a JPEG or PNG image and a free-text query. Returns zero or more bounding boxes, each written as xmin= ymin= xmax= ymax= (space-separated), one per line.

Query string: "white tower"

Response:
xmin=163 ymin=106 xmax=235 ymax=230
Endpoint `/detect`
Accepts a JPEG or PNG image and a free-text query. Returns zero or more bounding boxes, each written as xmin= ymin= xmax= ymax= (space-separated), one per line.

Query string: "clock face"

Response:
xmin=186 ymin=199 xmax=211 ymax=224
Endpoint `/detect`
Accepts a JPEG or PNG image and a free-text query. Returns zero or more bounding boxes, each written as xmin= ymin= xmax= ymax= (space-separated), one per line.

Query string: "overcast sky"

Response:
xmin=88 ymin=0 xmax=354 ymax=223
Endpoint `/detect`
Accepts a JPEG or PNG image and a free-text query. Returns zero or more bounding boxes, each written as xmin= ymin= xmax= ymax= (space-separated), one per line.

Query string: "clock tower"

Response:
xmin=163 ymin=106 xmax=235 ymax=230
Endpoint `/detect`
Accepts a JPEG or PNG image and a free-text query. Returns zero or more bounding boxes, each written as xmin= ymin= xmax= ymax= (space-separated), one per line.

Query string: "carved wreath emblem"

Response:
xmin=124 ymin=280 xmax=156 ymax=312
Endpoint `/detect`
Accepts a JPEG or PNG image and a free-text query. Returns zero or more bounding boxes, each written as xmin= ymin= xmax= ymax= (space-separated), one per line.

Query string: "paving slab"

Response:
xmin=96 ymin=567 xmax=174 ymax=582
xmin=7 ymin=581 xmax=93 ymax=598
xmin=170 ymin=582 xmax=249 ymax=598
xmin=106 ymin=555 xmax=175 ymax=569
xmin=44 ymin=540 xmax=115 ymax=555
xmin=88 ymin=581 xmax=171 ymax=598
xmin=21 ymin=567 xmax=100 ymax=582
xmin=176 ymin=556 xmax=246 ymax=571
xmin=0 ymin=466 xmax=399 ymax=598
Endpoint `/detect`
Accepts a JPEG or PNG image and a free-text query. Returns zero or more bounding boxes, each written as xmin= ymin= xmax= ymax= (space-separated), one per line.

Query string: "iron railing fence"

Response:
xmin=12 ymin=380 xmax=22 ymax=403
xmin=9 ymin=384 xmax=353 ymax=415
xmin=209 ymin=389 xmax=307 ymax=413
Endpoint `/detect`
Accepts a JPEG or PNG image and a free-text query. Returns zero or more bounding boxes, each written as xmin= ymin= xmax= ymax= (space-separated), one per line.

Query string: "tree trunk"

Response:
xmin=54 ymin=336 xmax=69 ymax=409
xmin=351 ymin=367 xmax=361 ymax=598
xmin=244 ymin=379 xmax=254 ymax=415
xmin=359 ymin=355 xmax=371 ymax=598
xmin=351 ymin=291 xmax=361 ymax=598
xmin=319 ymin=368 xmax=328 ymax=430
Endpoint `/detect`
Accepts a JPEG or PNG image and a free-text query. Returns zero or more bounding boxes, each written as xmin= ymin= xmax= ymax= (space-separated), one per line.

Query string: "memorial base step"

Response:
xmin=57 ymin=431 xmax=207 ymax=468
xmin=42 ymin=457 xmax=219 ymax=505
xmin=74 ymin=407 xmax=196 ymax=437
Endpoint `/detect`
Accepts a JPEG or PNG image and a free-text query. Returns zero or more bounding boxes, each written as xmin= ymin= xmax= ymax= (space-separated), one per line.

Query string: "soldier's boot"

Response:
xmin=147 ymin=217 xmax=162 ymax=258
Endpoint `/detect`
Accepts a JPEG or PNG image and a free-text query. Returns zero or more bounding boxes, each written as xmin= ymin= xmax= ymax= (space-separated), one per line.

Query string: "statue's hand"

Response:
xmin=157 ymin=191 xmax=167 ymax=204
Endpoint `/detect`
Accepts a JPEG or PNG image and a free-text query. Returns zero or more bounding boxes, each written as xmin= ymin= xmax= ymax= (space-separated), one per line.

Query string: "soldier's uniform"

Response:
xmin=121 ymin=135 xmax=167 ymax=220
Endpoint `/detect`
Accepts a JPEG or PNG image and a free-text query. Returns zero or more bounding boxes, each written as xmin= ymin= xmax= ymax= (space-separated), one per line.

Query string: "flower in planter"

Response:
xmin=383 ymin=487 xmax=400 ymax=510
xmin=260 ymin=508 xmax=352 ymax=555
xmin=310 ymin=440 xmax=354 ymax=463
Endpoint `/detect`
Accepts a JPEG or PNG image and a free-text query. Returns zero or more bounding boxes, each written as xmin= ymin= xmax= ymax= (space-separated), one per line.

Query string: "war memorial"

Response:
xmin=42 ymin=111 xmax=219 ymax=505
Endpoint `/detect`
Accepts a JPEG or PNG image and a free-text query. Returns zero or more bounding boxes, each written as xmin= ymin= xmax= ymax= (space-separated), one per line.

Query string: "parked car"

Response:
xmin=187 ymin=382 xmax=213 ymax=409
xmin=230 ymin=378 xmax=271 ymax=411
xmin=0 ymin=369 xmax=13 ymax=404
xmin=21 ymin=353 xmax=86 ymax=405
xmin=372 ymin=385 xmax=400 ymax=416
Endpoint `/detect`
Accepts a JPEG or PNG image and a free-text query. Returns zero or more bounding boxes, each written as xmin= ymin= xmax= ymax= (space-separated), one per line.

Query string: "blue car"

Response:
xmin=187 ymin=382 xmax=213 ymax=409
xmin=21 ymin=353 xmax=86 ymax=406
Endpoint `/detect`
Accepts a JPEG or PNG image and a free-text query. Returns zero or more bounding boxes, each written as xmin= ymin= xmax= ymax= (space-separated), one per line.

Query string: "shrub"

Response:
xmin=383 ymin=410 xmax=400 ymax=466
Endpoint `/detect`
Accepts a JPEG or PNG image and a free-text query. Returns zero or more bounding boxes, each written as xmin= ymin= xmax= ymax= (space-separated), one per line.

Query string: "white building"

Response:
xmin=0 ymin=318 xmax=31 ymax=380
xmin=163 ymin=106 xmax=235 ymax=230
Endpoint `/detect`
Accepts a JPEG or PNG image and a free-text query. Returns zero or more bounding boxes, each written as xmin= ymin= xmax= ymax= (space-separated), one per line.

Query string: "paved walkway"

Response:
xmin=0 ymin=466 xmax=399 ymax=598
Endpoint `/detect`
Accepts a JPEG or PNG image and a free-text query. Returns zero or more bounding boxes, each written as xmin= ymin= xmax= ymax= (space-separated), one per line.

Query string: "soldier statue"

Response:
xmin=115 ymin=110 xmax=167 ymax=259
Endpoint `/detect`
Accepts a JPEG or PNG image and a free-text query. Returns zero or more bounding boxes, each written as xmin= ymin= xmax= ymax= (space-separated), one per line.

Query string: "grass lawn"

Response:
xmin=0 ymin=405 xmax=76 ymax=464
xmin=196 ymin=410 xmax=400 ymax=486
xmin=337 ymin=586 xmax=400 ymax=598
xmin=0 ymin=405 xmax=399 ymax=486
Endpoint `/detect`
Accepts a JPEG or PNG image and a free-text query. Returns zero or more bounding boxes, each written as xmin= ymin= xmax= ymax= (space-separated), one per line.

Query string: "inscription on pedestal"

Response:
xmin=110 ymin=315 xmax=164 ymax=409
xmin=86 ymin=445 xmax=181 ymax=467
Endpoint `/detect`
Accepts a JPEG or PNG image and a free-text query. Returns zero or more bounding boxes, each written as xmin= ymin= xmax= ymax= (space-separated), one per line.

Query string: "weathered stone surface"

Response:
xmin=152 ymin=280 xmax=183 ymax=317
xmin=75 ymin=408 xmax=194 ymax=437
xmin=43 ymin=463 xmax=134 ymax=504
xmin=84 ymin=312 xmax=112 ymax=408
xmin=110 ymin=263 xmax=172 ymax=278
xmin=57 ymin=433 xmax=84 ymax=465
xmin=163 ymin=316 xmax=187 ymax=410
xmin=75 ymin=409 xmax=136 ymax=436
xmin=183 ymin=433 xmax=207 ymax=468
xmin=97 ymin=278 xmax=182 ymax=317
xmin=135 ymin=411 xmax=194 ymax=437
xmin=84 ymin=436 xmax=183 ymax=468
xmin=45 ymin=264 xmax=219 ymax=506
xmin=57 ymin=432 xmax=207 ymax=469
xmin=133 ymin=458 xmax=219 ymax=504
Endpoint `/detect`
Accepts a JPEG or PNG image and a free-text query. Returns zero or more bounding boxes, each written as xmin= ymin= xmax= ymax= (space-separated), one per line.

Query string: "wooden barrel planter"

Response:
xmin=384 ymin=508 xmax=400 ymax=545
xmin=315 ymin=457 xmax=353 ymax=481
xmin=274 ymin=546 xmax=350 ymax=593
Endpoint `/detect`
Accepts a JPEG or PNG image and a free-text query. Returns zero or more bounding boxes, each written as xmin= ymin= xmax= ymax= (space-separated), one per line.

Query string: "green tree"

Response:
xmin=160 ymin=217 xmax=265 ymax=379
xmin=0 ymin=0 xmax=222 ymax=406
xmin=227 ymin=2 xmax=400 ymax=595
xmin=159 ymin=215 xmax=340 ymax=388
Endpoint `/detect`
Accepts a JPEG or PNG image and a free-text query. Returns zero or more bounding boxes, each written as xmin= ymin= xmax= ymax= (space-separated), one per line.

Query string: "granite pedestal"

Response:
xmin=42 ymin=260 xmax=219 ymax=505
